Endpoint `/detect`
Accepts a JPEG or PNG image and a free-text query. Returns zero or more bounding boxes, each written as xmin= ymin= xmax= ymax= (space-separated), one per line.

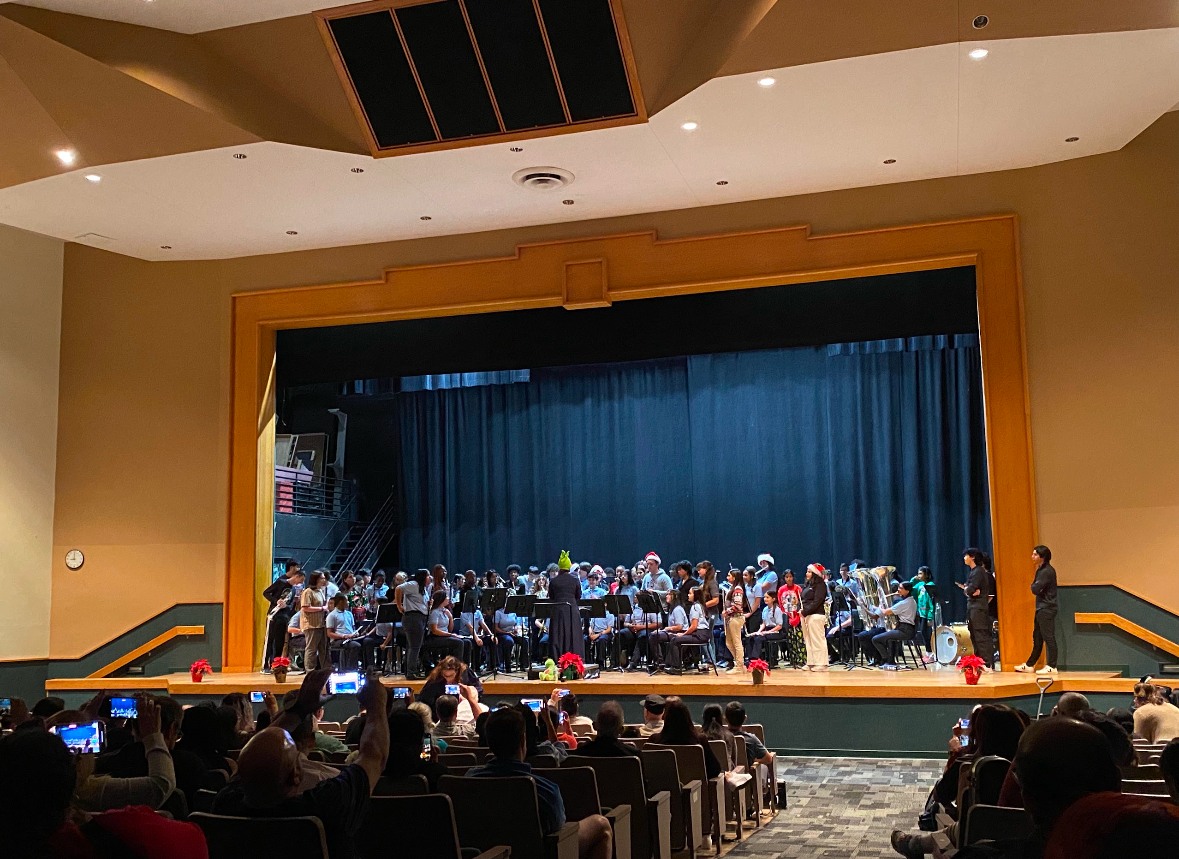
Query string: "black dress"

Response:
xmin=547 ymin=571 xmax=585 ymax=659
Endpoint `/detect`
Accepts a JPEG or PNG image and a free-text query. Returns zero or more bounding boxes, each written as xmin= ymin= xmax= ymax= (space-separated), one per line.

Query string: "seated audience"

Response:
xmin=432 ymin=695 xmax=476 ymax=740
xmin=418 ymin=656 xmax=484 ymax=718
xmin=32 ymin=696 xmax=66 ymax=720
xmin=648 ymin=697 xmax=722 ymax=779
xmin=313 ymin=705 xmax=350 ymax=755
xmin=1105 ymin=707 xmax=1141 ymax=740
xmin=290 ymin=716 xmax=344 ymax=792
xmin=516 ymin=701 xmax=569 ymax=763
xmin=1160 ymin=737 xmax=1179 ymax=803
xmin=1132 ymin=682 xmax=1179 ymax=743
xmin=1051 ymin=691 xmax=1091 ymax=719
xmin=377 ymin=709 xmax=448 ymax=793
xmin=724 ymin=701 xmax=774 ymax=768
xmin=638 ymin=694 xmax=665 ymax=737
xmin=72 ymin=697 xmax=179 ymax=812
xmin=212 ymin=668 xmax=389 ymax=859
xmin=1043 ymin=792 xmax=1179 ymax=859
xmin=701 ymin=702 xmax=737 ymax=766
xmin=175 ymin=704 xmax=234 ymax=774
xmin=560 ymin=692 xmax=595 ymax=735
xmin=220 ymin=692 xmax=256 ymax=741
xmin=0 ymin=728 xmax=208 ymax=859
xmin=574 ymin=702 xmax=639 ymax=757
xmin=1076 ymin=709 xmax=1134 ymax=767
xmin=468 ymin=707 xmax=612 ymax=859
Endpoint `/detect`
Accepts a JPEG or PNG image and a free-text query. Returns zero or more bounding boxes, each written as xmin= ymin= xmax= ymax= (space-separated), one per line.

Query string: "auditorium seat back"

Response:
xmin=567 ymin=755 xmax=665 ymax=859
xmin=355 ymin=793 xmax=501 ymax=859
xmin=374 ymin=774 xmax=429 ymax=796
xmin=645 ymin=744 xmax=723 ymax=849
xmin=641 ymin=748 xmax=703 ymax=854
xmin=963 ymin=805 xmax=1034 ymax=847
xmin=534 ymin=765 xmax=635 ymax=859
xmin=441 ymin=774 xmax=578 ymax=859
xmin=190 ymin=812 xmax=329 ymax=859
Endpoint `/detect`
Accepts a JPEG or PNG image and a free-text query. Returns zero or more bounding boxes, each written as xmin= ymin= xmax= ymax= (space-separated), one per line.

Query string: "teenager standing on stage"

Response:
xmin=697 ymin=561 xmax=729 ymax=666
xmin=300 ymin=571 xmax=331 ymax=671
xmin=262 ymin=562 xmax=303 ymax=671
xmin=961 ymin=548 xmax=995 ymax=670
xmin=801 ymin=564 xmax=830 ymax=670
xmin=396 ymin=568 xmax=430 ymax=679
xmin=548 ymin=551 xmax=585 ymax=659
xmin=723 ymin=568 xmax=748 ymax=673
xmin=641 ymin=552 xmax=673 ymax=597
xmin=776 ymin=570 xmax=807 ymax=667
xmin=1015 ymin=545 xmax=1058 ymax=675
xmin=908 ymin=566 xmax=937 ymax=661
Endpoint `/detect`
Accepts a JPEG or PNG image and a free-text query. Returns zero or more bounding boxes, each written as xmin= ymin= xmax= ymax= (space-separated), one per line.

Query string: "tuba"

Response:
xmin=856 ymin=566 xmax=899 ymax=629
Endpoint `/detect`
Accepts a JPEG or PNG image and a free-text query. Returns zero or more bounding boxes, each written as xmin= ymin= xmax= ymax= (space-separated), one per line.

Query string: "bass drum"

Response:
xmin=935 ymin=623 xmax=974 ymax=665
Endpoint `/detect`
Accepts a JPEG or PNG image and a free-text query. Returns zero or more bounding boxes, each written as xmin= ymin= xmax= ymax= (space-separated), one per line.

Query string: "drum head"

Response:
xmin=935 ymin=626 xmax=958 ymax=664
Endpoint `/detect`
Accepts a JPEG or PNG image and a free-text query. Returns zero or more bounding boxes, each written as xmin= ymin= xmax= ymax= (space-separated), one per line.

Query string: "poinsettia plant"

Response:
xmin=748 ymin=659 xmax=771 ymax=674
xmin=271 ymin=656 xmax=291 ymax=670
xmin=958 ymin=655 xmax=986 ymax=672
xmin=557 ymin=652 xmax=585 ymax=680
xmin=190 ymin=658 xmax=212 ymax=676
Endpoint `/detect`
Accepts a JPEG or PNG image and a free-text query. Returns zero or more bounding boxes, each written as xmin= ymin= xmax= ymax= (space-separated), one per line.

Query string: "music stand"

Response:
xmin=374 ymin=602 xmax=403 ymax=676
xmin=603 ymin=594 xmax=631 ymax=674
xmin=504 ymin=593 xmax=535 ymax=671
xmin=476 ymin=588 xmax=511 ymax=678
xmin=532 ymin=599 xmax=556 ymax=669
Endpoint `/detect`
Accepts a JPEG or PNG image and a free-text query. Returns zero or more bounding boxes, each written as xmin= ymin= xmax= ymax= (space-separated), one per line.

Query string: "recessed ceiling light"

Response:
xmin=969 ymin=48 xmax=989 ymax=60
xmin=973 ymin=15 xmax=988 ymax=29
xmin=681 ymin=121 xmax=698 ymax=131
xmin=55 ymin=148 xmax=76 ymax=166
xmin=1065 ymin=136 xmax=1079 ymax=142
xmin=286 ymin=230 xmax=298 ymax=235
xmin=85 ymin=174 xmax=101 ymax=183
xmin=510 ymin=147 xmax=524 ymax=152
xmin=562 ymin=199 xmax=575 ymax=205
xmin=232 ymin=153 xmax=247 ymax=160
xmin=883 ymin=159 xmax=896 ymax=164
xmin=420 ymin=216 xmax=432 ymax=221
xmin=757 ymin=77 xmax=776 ymax=87
xmin=715 ymin=180 xmax=728 ymax=186
xmin=351 ymin=167 xmax=364 ymax=173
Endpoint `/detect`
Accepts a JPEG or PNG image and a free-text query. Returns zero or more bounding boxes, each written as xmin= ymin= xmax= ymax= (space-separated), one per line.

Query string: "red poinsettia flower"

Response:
xmin=190 ymin=659 xmax=212 ymax=675
xmin=748 ymin=659 xmax=771 ymax=673
xmin=271 ymin=656 xmax=291 ymax=669
xmin=557 ymin=652 xmax=585 ymax=673
xmin=958 ymin=655 xmax=987 ymax=672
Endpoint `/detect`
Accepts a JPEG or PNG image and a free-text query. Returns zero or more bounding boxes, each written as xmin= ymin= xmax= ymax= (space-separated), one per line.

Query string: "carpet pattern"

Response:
xmin=729 ymin=757 xmax=943 ymax=859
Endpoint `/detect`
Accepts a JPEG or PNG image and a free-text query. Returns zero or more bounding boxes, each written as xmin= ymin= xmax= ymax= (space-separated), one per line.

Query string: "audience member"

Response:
xmin=377 ymin=709 xmax=448 ymax=792
xmin=211 ymin=669 xmax=389 ymax=859
xmin=0 ymin=728 xmax=208 ymax=859
xmin=649 ymin=697 xmax=722 ymax=779
xmin=701 ymin=702 xmax=737 ymax=766
xmin=560 ymin=692 xmax=595 ymax=735
xmin=468 ymin=708 xmax=612 ymax=859
xmin=1043 ymin=792 xmax=1179 ymax=859
xmin=220 ymin=692 xmax=256 ymax=739
xmin=1075 ymin=709 xmax=1134 ymax=767
xmin=638 ymin=694 xmax=665 ymax=736
xmin=175 ymin=704 xmax=234 ymax=772
xmin=418 ymin=656 xmax=485 ymax=719
xmin=1160 ymin=737 xmax=1179 ymax=803
xmin=724 ymin=701 xmax=773 ymax=768
xmin=574 ymin=702 xmax=639 ymax=757
xmin=516 ymin=701 xmax=568 ymax=763
xmin=313 ymin=705 xmax=350 ymax=755
xmin=31 ymin=696 xmax=66 ymax=720
xmin=433 ymin=695 xmax=476 ymax=740
xmin=290 ymin=715 xmax=343 ymax=792
xmin=1106 ymin=707 xmax=1140 ymax=740
xmin=1132 ymin=682 xmax=1179 ymax=743
xmin=1051 ymin=692 xmax=1091 ymax=719
xmin=71 ymin=697 xmax=178 ymax=812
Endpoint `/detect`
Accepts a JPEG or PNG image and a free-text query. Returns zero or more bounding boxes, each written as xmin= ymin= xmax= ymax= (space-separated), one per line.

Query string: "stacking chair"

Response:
xmin=355 ymin=793 xmax=509 ymax=859
xmin=373 ymin=774 xmax=429 ymax=796
xmin=963 ymin=805 xmax=1034 ymax=847
xmin=441 ymin=775 xmax=580 ymax=859
xmin=566 ymin=754 xmax=672 ymax=859
xmin=640 ymin=748 xmax=703 ymax=859
xmin=535 ymin=765 xmax=633 ymax=859
xmin=190 ymin=813 xmax=329 ymax=859
xmin=707 ymin=739 xmax=748 ymax=841
xmin=675 ymin=639 xmax=720 ymax=675
xmin=646 ymin=744 xmax=724 ymax=850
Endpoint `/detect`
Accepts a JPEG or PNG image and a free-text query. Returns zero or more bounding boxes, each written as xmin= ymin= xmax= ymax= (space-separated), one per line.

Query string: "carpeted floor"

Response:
xmin=727 ymin=756 xmax=943 ymax=859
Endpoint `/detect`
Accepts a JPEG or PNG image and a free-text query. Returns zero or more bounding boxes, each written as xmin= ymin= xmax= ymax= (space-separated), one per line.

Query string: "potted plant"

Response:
xmin=190 ymin=658 xmax=212 ymax=684
xmin=959 ymin=654 xmax=986 ymax=685
xmin=271 ymin=656 xmax=291 ymax=684
xmin=557 ymin=652 xmax=585 ymax=682
xmin=749 ymin=658 xmax=770 ymax=685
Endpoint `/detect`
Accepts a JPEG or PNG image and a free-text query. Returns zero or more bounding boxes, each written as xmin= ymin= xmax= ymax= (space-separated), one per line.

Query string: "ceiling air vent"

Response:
xmin=317 ymin=0 xmax=645 ymax=157
xmin=512 ymin=167 xmax=574 ymax=190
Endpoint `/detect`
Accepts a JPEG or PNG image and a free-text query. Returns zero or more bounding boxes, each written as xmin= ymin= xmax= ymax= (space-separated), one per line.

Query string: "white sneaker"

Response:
xmin=1036 ymin=665 xmax=1058 ymax=675
xmin=1014 ymin=663 xmax=1033 ymax=673
xmin=725 ymin=666 xmax=740 ymax=674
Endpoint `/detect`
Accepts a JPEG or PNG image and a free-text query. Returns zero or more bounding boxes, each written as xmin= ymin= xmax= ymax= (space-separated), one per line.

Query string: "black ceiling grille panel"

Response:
xmin=537 ymin=0 xmax=634 ymax=122
xmin=395 ymin=0 xmax=500 ymax=140
xmin=328 ymin=12 xmax=437 ymax=148
xmin=464 ymin=0 xmax=566 ymax=131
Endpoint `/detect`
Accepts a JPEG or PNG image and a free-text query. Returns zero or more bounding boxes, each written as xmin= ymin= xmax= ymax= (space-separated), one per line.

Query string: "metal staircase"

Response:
xmin=326 ymin=491 xmax=398 ymax=579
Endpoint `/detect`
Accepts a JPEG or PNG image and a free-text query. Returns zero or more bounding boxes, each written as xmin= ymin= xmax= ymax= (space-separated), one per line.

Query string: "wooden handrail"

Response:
xmin=1074 ymin=613 xmax=1179 ymax=659
xmin=86 ymin=626 xmax=205 ymax=678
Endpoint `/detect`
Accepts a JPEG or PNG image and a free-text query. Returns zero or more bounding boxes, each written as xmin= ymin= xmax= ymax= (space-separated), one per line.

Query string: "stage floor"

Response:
xmin=46 ymin=665 xmax=1137 ymax=699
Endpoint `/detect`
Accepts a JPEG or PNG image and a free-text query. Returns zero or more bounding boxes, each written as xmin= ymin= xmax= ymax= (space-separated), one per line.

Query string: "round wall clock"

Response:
xmin=65 ymin=549 xmax=85 ymax=570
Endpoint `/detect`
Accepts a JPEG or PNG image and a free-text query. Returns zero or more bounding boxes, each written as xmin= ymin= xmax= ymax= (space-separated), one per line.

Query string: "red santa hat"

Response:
xmin=807 ymin=563 xmax=827 ymax=576
xmin=757 ymin=553 xmax=775 ymax=567
xmin=645 ymin=552 xmax=661 ymax=566
xmin=589 ymin=564 xmax=604 ymax=577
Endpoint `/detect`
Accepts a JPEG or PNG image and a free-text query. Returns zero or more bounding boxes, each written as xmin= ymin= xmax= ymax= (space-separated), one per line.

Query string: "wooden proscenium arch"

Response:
xmin=226 ymin=215 xmax=1036 ymax=672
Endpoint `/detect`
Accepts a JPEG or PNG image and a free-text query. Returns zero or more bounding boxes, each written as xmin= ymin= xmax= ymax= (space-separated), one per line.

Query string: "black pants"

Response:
xmin=403 ymin=611 xmax=427 ymax=675
xmin=856 ymin=626 xmax=886 ymax=663
xmin=916 ymin=617 xmax=934 ymax=652
xmin=968 ymin=603 xmax=995 ymax=667
xmin=1025 ymin=609 xmax=1058 ymax=667
xmin=872 ymin=622 xmax=917 ymax=663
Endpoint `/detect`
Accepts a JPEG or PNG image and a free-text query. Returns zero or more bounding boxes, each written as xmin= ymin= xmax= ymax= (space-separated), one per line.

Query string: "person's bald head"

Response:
xmin=236 ymin=727 xmax=302 ymax=806
xmin=1052 ymin=692 xmax=1091 ymax=719
xmin=1015 ymin=718 xmax=1120 ymax=827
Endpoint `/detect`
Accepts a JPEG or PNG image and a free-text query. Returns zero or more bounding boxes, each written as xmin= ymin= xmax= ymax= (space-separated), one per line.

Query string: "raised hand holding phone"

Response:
xmin=133 ymin=697 xmax=161 ymax=739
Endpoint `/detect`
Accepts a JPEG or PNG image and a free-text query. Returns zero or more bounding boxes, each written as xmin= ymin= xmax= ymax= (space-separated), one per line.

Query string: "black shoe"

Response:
xmin=667 ymin=668 xmax=683 ymax=676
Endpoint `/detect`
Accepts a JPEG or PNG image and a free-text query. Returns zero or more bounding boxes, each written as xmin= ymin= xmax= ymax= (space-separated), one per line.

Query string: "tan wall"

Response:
xmin=0 ymin=224 xmax=62 ymax=659
xmin=51 ymin=111 xmax=1179 ymax=656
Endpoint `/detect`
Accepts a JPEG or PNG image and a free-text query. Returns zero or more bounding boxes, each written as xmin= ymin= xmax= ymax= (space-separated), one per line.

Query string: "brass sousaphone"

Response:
xmin=855 ymin=566 xmax=899 ymax=629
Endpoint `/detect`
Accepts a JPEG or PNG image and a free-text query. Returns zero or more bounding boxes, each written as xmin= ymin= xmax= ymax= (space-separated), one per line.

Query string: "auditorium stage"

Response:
xmin=45 ymin=665 xmax=1136 ymax=699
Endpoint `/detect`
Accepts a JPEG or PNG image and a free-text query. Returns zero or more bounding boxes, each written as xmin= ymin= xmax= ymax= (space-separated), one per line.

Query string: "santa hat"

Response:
xmin=589 ymin=565 xmax=604 ymax=577
xmin=645 ymin=552 xmax=661 ymax=566
xmin=807 ymin=563 xmax=827 ymax=576
xmin=757 ymin=553 xmax=775 ymax=567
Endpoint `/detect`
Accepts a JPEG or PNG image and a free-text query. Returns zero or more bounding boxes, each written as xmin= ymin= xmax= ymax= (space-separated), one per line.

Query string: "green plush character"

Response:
xmin=558 ymin=550 xmax=572 ymax=572
xmin=540 ymin=658 xmax=558 ymax=682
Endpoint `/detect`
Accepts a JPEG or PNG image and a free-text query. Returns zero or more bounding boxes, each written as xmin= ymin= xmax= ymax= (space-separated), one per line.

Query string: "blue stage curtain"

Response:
xmin=395 ymin=336 xmax=988 ymax=621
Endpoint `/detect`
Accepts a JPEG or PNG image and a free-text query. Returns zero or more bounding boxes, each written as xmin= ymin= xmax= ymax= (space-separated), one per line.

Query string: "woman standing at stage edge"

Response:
xmin=548 ymin=551 xmax=585 ymax=659
xmin=1015 ymin=545 xmax=1058 ymax=675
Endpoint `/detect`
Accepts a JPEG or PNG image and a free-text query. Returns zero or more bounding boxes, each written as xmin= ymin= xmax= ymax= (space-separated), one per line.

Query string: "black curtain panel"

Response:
xmin=394 ymin=335 xmax=989 ymax=622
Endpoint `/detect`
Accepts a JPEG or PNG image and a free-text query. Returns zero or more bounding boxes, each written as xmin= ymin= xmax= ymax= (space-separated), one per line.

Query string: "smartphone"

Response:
xmin=0 ymin=698 xmax=10 ymax=715
xmin=960 ymin=733 xmax=971 ymax=748
xmin=51 ymin=721 xmax=105 ymax=754
xmin=108 ymin=697 xmax=138 ymax=719
xmin=421 ymin=735 xmax=433 ymax=761
xmin=393 ymin=687 xmax=410 ymax=699
xmin=328 ymin=672 xmax=363 ymax=695
xmin=444 ymin=684 xmax=460 ymax=696
xmin=521 ymin=698 xmax=544 ymax=713
xmin=557 ymin=689 xmax=571 ymax=698
xmin=958 ymin=717 xmax=971 ymax=731
xmin=250 ymin=691 xmax=265 ymax=703
xmin=557 ymin=711 xmax=568 ymax=728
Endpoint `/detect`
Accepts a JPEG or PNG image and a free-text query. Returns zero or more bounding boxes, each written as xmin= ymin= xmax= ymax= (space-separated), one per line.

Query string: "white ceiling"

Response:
xmin=0 ymin=28 xmax=1177 ymax=261
xmin=9 ymin=1 xmax=329 ymax=33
